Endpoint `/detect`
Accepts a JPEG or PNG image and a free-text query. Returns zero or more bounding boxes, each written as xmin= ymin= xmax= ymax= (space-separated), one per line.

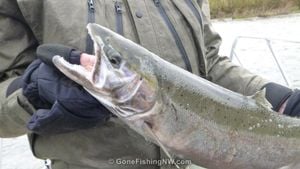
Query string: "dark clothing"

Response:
xmin=22 ymin=59 xmax=111 ymax=135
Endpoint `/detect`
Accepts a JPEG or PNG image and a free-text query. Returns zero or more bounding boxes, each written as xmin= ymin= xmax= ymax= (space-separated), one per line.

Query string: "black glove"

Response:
xmin=264 ymin=82 xmax=300 ymax=117
xmin=6 ymin=44 xmax=81 ymax=98
xmin=282 ymin=90 xmax=300 ymax=117
xmin=22 ymin=44 xmax=111 ymax=135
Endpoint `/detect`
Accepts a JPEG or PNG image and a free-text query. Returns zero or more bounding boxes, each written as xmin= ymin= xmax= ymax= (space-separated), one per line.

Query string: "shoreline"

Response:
xmin=210 ymin=0 xmax=300 ymax=19
xmin=212 ymin=12 xmax=300 ymax=22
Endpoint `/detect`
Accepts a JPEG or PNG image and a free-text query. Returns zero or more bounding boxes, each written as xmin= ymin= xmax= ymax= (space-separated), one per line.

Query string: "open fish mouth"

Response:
xmin=52 ymin=24 xmax=157 ymax=118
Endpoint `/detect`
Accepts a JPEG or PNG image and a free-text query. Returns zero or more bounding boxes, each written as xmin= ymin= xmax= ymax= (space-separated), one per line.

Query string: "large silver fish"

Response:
xmin=53 ymin=23 xmax=300 ymax=169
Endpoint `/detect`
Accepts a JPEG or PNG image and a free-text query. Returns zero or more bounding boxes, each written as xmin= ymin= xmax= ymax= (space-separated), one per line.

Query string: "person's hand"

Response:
xmin=278 ymin=99 xmax=288 ymax=114
xmin=278 ymin=91 xmax=300 ymax=117
xmin=80 ymin=53 xmax=96 ymax=71
xmin=22 ymin=44 xmax=111 ymax=135
xmin=264 ymin=83 xmax=300 ymax=117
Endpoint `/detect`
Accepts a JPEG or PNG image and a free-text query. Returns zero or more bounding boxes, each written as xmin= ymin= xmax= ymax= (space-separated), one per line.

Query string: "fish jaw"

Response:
xmin=53 ymin=24 xmax=158 ymax=119
xmin=53 ymin=23 xmax=163 ymax=150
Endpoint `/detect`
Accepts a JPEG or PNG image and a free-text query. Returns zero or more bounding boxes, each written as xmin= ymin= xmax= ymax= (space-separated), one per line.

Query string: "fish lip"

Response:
xmin=87 ymin=24 xmax=116 ymax=85
xmin=87 ymin=24 xmax=158 ymax=116
xmin=87 ymin=24 xmax=144 ymax=102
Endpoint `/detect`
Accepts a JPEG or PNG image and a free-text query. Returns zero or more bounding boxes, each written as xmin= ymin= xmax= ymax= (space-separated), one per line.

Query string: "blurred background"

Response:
xmin=210 ymin=0 xmax=300 ymax=18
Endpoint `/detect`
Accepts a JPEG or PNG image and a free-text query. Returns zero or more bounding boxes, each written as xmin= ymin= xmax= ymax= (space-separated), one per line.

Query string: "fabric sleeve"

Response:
xmin=0 ymin=0 xmax=38 ymax=137
xmin=197 ymin=0 xmax=211 ymax=19
xmin=201 ymin=12 xmax=269 ymax=95
xmin=0 ymin=78 xmax=35 ymax=137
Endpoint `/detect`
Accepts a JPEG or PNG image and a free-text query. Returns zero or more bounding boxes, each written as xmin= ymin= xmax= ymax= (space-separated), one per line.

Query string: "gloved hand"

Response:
xmin=282 ymin=90 xmax=300 ymax=117
xmin=264 ymin=83 xmax=300 ymax=117
xmin=22 ymin=44 xmax=111 ymax=135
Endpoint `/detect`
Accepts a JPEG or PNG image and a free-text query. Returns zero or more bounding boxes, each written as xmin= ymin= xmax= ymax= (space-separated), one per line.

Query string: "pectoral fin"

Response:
xmin=250 ymin=89 xmax=272 ymax=109
xmin=143 ymin=122 xmax=180 ymax=169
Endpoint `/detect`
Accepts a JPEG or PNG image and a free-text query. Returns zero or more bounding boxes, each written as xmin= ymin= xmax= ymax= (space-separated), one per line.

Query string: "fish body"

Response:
xmin=53 ymin=23 xmax=300 ymax=169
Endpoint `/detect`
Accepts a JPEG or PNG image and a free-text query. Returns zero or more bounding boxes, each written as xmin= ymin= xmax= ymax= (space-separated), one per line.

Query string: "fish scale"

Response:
xmin=53 ymin=23 xmax=300 ymax=169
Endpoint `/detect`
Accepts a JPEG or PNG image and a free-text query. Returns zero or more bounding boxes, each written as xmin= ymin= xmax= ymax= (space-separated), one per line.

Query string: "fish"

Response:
xmin=52 ymin=23 xmax=300 ymax=169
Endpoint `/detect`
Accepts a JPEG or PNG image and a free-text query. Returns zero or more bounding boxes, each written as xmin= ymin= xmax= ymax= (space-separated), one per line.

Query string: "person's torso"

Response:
xmin=16 ymin=0 xmax=208 ymax=168
xmin=17 ymin=0 xmax=208 ymax=76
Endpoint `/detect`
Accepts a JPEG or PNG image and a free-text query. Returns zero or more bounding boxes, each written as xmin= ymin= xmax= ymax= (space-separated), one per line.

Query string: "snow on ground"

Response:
xmin=0 ymin=136 xmax=44 ymax=169
xmin=1 ymin=13 xmax=300 ymax=169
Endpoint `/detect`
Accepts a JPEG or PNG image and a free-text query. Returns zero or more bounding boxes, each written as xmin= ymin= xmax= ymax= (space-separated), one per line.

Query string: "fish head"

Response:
xmin=52 ymin=23 xmax=159 ymax=118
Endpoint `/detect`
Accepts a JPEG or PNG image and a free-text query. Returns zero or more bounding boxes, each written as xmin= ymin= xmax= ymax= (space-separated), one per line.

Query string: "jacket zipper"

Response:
xmin=115 ymin=1 xmax=124 ymax=35
xmin=86 ymin=0 xmax=96 ymax=54
xmin=153 ymin=0 xmax=192 ymax=73
xmin=185 ymin=0 xmax=206 ymax=76
xmin=185 ymin=0 xmax=204 ymax=31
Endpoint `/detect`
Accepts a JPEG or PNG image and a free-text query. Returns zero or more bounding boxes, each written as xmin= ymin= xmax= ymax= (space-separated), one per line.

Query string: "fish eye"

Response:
xmin=109 ymin=55 xmax=122 ymax=68
xmin=104 ymin=45 xmax=123 ymax=69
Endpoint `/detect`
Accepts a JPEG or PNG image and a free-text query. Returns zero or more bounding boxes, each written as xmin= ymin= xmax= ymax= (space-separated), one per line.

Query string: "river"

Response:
xmin=0 ymin=13 xmax=300 ymax=169
xmin=213 ymin=13 xmax=300 ymax=88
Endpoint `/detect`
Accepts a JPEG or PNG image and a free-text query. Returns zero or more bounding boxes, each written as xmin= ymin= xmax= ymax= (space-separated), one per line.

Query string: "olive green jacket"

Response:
xmin=0 ymin=0 xmax=268 ymax=168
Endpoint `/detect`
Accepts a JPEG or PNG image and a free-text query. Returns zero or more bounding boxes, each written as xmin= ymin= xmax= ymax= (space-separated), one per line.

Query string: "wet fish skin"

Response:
xmin=53 ymin=23 xmax=300 ymax=169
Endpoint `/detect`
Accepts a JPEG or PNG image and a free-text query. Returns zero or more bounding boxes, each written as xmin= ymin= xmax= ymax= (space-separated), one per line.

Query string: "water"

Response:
xmin=1 ymin=13 xmax=300 ymax=169
xmin=212 ymin=13 xmax=300 ymax=88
